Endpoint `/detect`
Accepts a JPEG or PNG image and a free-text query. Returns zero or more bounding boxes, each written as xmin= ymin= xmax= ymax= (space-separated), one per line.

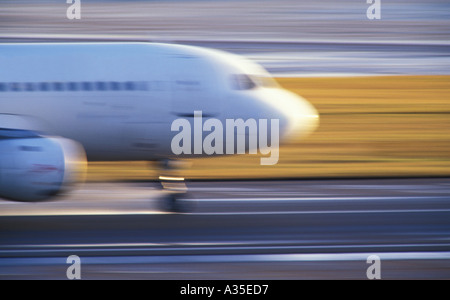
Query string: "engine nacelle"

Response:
xmin=0 ymin=135 xmax=87 ymax=202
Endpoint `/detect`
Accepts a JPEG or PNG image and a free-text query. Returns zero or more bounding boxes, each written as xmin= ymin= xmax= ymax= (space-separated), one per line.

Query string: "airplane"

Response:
xmin=0 ymin=42 xmax=319 ymax=210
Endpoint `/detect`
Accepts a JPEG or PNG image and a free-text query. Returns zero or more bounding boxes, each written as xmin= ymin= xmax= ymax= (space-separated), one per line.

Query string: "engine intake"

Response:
xmin=0 ymin=135 xmax=87 ymax=202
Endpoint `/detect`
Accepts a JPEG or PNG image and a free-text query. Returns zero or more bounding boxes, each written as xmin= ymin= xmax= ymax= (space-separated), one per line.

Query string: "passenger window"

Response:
xmin=136 ymin=81 xmax=148 ymax=91
xmin=25 ymin=83 xmax=35 ymax=91
xmin=82 ymin=82 xmax=93 ymax=91
xmin=109 ymin=82 xmax=120 ymax=91
xmin=10 ymin=83 xmax=21 ymax=92
xmin=68 ymin=82 xmax=78 ymax=91
xmin=96 ymin=82 xmax=107 ymax=91
xmin=0 ymin=83 xmax=6 ymax=91
xmin=53 ymin=82 xmax=64 ymax=91
xmin=39 ymin=82 xmax=49 ymax=91
xmin=125 ymin=82 xmax=135 ymax=91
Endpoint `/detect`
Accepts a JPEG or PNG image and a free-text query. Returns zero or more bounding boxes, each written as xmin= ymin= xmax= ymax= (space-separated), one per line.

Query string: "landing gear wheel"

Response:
xmin=160 ymin=191 xmax=194 ymax=213
xmin=155 ymin=159 xmax=195 ymax=213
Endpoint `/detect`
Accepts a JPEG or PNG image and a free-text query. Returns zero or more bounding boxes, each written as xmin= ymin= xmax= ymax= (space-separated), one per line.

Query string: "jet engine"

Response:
xmin=0 ymin=132 xmax=87 ymax=202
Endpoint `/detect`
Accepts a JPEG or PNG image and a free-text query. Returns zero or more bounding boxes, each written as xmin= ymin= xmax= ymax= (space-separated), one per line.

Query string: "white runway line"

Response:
xmin=190 ymin=209 xmax=450 ymax=216
xmin=1 ymin=195 xmax=449 ymax=217
xmin=1 ymin=252 xmax=450 ymax=267
xmin=2 ymin=242 xmax=450 ymax=254
xmin=191 ymin=196 xmax=450 ymax=202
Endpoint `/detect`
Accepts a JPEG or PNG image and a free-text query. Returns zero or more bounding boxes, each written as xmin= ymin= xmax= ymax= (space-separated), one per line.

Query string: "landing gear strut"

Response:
xmin=157 ymin=160 xmax=193 ymax=212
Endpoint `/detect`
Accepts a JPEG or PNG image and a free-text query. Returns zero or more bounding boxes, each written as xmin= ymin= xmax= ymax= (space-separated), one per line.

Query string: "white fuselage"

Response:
xmin=0 ymin=43 xmax=319 ymax=161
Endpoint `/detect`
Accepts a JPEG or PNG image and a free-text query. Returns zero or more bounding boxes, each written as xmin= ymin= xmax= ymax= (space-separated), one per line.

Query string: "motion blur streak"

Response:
xmin=1 ymin=0 xmax=447 ymax=180
xmin=86 ymin=75 xmax=450 ymax=181
xmin=1 ymin=0 xmax=450 ymax=281
xmin=1 ymin=0 xmax=450 ymax=44
xmin=1 ymin=179 xmax=450 ymax=279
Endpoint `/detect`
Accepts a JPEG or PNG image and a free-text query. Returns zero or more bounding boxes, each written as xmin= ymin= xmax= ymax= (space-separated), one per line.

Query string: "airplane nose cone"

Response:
xmin=278 ymin=90 xmax=319 ymax=142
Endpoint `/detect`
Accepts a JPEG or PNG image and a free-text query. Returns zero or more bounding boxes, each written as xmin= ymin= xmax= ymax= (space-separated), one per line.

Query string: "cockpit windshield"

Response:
xmin=230 ymin=74 xmax=278 ymax=90
xmin=251 ymin=75 xmax=279 ymax=88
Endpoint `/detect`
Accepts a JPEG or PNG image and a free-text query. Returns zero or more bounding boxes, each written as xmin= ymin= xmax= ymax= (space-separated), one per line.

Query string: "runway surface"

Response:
xmin=1 ymin=0 xmax=449 ymax=281
xmin=1 ymin=178 xmax=450 ymax=279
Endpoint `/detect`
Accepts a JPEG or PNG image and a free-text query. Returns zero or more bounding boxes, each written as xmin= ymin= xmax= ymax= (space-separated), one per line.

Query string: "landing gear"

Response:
xmin=156 ymin=160 xmax=194 ymax=212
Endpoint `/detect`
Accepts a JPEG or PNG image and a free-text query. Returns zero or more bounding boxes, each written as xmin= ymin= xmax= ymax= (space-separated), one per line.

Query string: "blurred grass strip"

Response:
xmin=87 ymin=75 xmax=450 ymax=181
